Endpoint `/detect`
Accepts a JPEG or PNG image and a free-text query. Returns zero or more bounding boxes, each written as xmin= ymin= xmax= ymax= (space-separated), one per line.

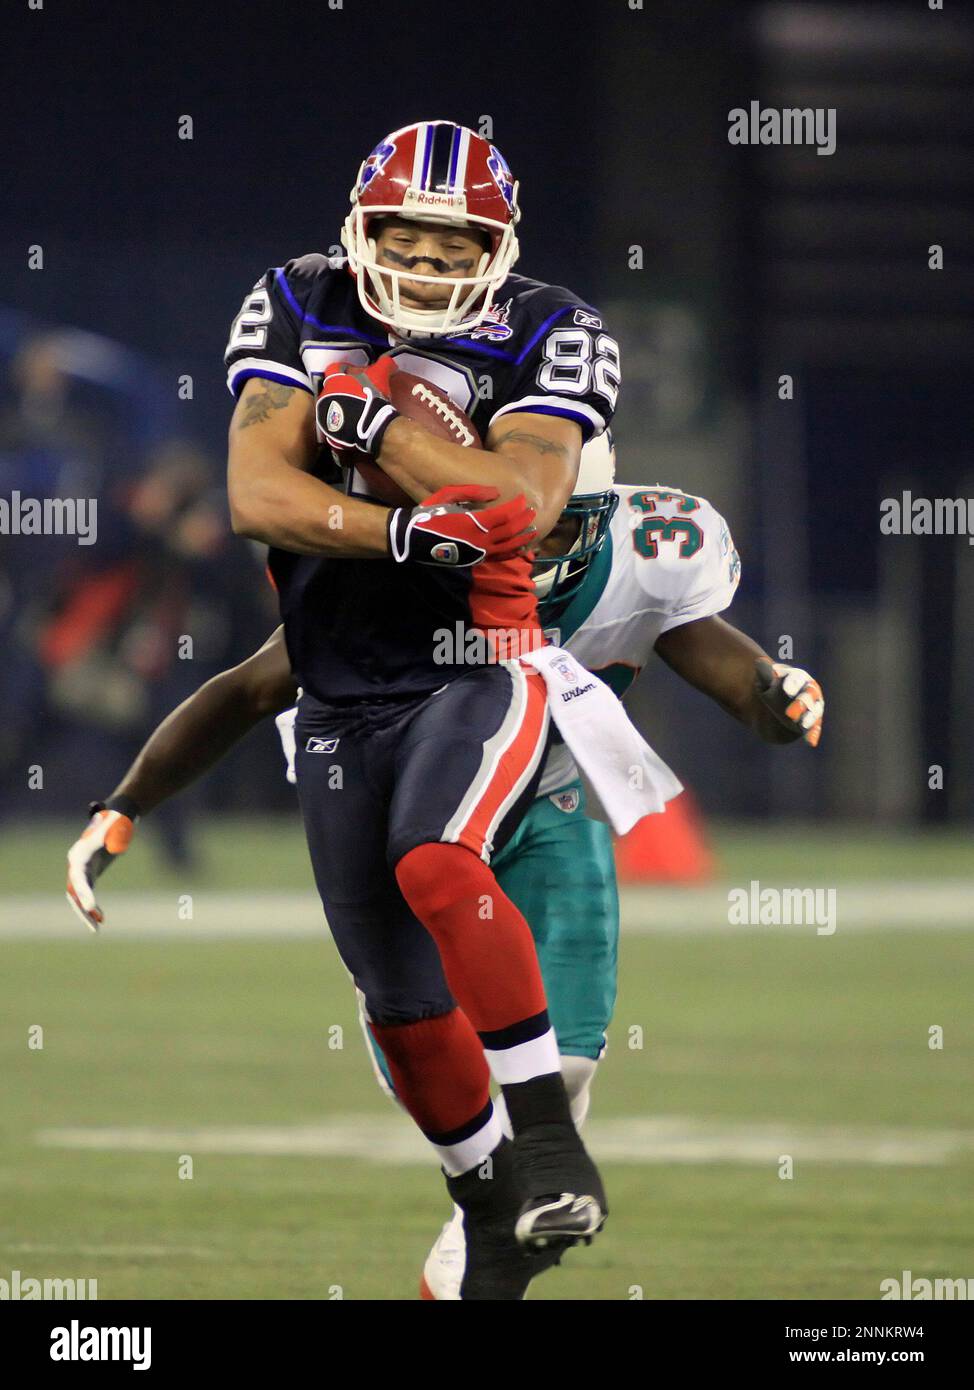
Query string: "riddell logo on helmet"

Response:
xmin=403 ymin=188 xmax=467 ymax=211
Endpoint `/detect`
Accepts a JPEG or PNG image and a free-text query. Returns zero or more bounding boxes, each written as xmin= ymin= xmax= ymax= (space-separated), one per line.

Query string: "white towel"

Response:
xmin=520 ymin=646 xmax=682 ymax=835
xmin=274 ymin=704 xmax=298 ymax=784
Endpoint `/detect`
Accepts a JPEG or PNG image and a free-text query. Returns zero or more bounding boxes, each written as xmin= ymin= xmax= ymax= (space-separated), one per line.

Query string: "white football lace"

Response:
xmin=411 ymin=385 xmax=475 ymax=446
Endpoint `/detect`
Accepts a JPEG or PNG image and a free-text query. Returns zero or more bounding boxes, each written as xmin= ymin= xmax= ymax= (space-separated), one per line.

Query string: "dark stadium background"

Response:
xmin=2 ymin=0 xmax=973 ymax=1314
xmin=2 ymin=0 xmax=971 ymax=844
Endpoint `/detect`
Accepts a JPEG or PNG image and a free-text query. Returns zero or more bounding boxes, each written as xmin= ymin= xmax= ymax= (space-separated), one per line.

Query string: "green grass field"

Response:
xmin=1 ymin=819 xmax=972 ymax=1300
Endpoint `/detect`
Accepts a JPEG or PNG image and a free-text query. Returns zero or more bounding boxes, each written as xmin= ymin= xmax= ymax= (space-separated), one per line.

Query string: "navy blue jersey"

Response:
xmin=225 ymin=255 xmax=620 ymax=699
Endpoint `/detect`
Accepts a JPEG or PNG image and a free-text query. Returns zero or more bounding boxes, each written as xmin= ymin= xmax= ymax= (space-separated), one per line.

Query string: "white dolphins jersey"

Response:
xmin=536 ymin=483 xmax=741 ymax=796
xmin=275 ymin=483 xmax=740 ymax=799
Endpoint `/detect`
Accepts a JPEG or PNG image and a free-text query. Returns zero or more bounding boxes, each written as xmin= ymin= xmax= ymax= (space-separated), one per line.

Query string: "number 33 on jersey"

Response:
xmin=551 ymin=485 xmax=742 ymax=692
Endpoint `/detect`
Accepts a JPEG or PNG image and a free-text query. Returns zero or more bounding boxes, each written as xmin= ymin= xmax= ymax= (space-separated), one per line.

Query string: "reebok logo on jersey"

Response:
xmin=573 ymin=309 xmax=602 ymax=329
xmin=306 ymin=737 xmax=340 ymax=753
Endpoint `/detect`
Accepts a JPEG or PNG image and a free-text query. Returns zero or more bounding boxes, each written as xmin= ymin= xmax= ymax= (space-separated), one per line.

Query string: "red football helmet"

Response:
xmin=341 ymin=120 xmax=521 ymax=338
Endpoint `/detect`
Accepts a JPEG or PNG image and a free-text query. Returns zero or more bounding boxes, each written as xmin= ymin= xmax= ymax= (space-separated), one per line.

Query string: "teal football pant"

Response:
xmin=492 ymin=780 xmax=618 ymax=1059
xmin=363 ymin=779 xmax=619 ymax=1092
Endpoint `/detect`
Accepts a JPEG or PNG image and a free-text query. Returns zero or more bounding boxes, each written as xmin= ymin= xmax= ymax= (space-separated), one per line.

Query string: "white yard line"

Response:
xmin=35 ymin=1115 xmax=974 ymax=1168
xmin=2 ymin=1242 xmax=217 ymax=1259
xmin=618 ymin=881 xmax=974 ymax=933
xmin=2 ymin=882 xmax=972 ymax=940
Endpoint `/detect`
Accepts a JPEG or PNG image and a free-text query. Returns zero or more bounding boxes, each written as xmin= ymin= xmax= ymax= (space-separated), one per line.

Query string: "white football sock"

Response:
xmin=492 ymin=1053 xmax=598 ymax=1136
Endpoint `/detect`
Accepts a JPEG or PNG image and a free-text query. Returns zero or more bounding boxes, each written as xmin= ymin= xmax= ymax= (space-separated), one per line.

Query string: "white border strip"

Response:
xmin=226 ymin=357 xmax=313 ymax=394
xmin=489 ymin=395 xmax=605 ymax=432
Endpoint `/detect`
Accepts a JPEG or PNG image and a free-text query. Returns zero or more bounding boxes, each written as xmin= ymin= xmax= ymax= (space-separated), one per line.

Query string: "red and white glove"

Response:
xmin=388 ymin=485 xmax=536 ymax=568
xmin=755 ymin=659 xmax=824 ymax=747
xmin=315 ymin=358 xmax=400 ymax=457
xmin=66 ymin=801 xmax=138 ymax=931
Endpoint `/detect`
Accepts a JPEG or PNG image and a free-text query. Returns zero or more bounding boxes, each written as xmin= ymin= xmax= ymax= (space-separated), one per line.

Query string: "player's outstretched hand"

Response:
xmin=755 ymin=658 xmax=824 ymax=747
xmin=388 ymin=494 xmax=537 ymax=568
xmin=66 ymin=804 xmax=137 ymax=931
xmin=315 ymin=358 xmax=400 ymax=457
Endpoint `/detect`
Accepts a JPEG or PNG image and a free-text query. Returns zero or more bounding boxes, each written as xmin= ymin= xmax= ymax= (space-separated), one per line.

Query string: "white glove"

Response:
xmin=66 ymin=805 xmax=137 ymax=931
xmin=755 ymin=659 xmax=824 ymax=747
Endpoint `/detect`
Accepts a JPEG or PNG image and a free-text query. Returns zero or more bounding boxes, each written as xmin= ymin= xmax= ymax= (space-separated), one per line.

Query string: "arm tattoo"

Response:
xmin=236 ymin=380 xmax=296 ymax=429
xmin=493 ymin=428 xmax=569 ymax=458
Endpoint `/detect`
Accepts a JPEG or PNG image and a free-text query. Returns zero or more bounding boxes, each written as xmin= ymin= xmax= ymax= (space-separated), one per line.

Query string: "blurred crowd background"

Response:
xmin=2 ymin=0 xmax=971 ymax=861
xmin=0 ymin=313 xmax=278 ymax=854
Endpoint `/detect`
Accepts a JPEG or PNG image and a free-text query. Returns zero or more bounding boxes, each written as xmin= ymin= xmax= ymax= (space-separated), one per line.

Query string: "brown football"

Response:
xmin=341 ymin=367 xmax=482 ymax=508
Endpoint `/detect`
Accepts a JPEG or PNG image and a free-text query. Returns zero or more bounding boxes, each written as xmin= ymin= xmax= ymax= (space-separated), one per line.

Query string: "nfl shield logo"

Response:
xmin=431 ymin=542 xmax=459 ymax=564
xmin=553 ymin=657 xmax=577 ymax=683
xmin=550 ymin=789 xmax=580 ymax=814
xmin=326 ymin=401 xmax=344 ymax=434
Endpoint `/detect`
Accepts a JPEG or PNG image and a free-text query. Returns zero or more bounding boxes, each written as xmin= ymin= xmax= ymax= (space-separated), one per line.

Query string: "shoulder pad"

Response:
xmin=501 ymin=273 xmax=603 ymax=324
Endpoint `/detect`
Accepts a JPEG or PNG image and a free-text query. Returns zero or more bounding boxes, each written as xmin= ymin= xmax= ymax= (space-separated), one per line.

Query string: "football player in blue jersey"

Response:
xmin=67 ymin=426 xmax=824 ymax=1298
xmin=224 ymin=121 xmax=629 ymax=1290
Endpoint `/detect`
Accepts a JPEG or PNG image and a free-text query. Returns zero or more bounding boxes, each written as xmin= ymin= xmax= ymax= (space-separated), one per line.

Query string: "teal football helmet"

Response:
xmin=534 ymin=430 xmax=618 ymax=614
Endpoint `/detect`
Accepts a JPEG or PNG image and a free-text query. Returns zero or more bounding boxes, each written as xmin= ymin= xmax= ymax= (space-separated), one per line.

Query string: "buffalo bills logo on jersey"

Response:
xmin=464 ymin=298 xmax=514 ymax=342
xmin=360 ymin=139 xmax=397 ymax=192
xmin=486 ymin=144 xmax=516 ymax=212
xmin=549 ymin=788 xmax=580 ymax=814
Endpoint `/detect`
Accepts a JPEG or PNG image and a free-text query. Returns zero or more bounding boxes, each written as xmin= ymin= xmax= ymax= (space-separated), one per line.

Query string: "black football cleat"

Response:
xmin=444 ymin=1138 xmax=563 ymax=1300
xmin=455 ymin=1209 xmax=564 ymax=1300
xmin=512 ymin=1122 xmax=607 ymax=1251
